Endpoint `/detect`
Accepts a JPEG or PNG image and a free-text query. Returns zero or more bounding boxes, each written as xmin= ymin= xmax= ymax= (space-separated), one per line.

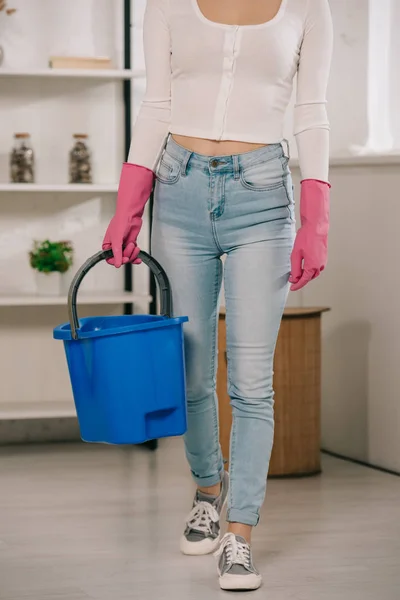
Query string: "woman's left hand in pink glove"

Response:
xmin=289 ymin=179 xmax=330 ymax=292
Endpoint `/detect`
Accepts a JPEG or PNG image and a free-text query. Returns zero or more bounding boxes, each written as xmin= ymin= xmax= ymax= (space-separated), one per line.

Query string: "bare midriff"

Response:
xmin=171 ymin=134 xmax=268 ymax=156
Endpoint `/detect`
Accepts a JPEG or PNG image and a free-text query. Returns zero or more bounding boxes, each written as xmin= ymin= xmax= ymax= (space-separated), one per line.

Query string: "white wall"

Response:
xmin=285 ymin=0 xmax=400 ymax=157
xmin=0 ymin=0 xmax=122 ymax=69
xmin=288 ymin=162 xmax=400 ymax=473
xmin=283 ymin=1 xmax=400 ymax=473
xmin=302 ymin=1 xmax=400 ymax=472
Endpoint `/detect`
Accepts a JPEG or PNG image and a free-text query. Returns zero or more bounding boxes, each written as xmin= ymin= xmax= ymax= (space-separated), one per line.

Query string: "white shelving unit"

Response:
xmin=0 ymin=292 xmax=151 ymax=308
xmin=0 ymin=183 xmax=118 ymax=193
xmin=0 ymin=68 xmax=145 ymax=80
xmin=0 ymin=1 xmax=149 ymax=428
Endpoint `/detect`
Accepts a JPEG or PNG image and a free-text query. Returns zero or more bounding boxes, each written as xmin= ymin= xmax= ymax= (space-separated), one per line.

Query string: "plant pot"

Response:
xmin=34 ymin=271 xmax=62 ymax=296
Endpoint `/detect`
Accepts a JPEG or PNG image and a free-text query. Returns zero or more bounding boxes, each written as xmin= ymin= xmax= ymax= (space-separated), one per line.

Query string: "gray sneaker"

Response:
xmin=215 ymin=533 xmax=262 ymax=591
xmin=180 ymin=470 xmax=229 ymax=556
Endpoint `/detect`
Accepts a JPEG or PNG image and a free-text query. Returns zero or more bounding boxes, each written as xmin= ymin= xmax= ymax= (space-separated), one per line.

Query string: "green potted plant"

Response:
xmin=29 ymin=240 xmax=74 ymax=296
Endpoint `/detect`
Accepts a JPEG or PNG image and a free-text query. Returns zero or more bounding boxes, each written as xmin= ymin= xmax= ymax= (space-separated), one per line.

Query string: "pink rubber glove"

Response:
xmin=102 ymin=163 xmax=155 ymax=268
xmin=289 ymin=179 xmax=330 ymax=292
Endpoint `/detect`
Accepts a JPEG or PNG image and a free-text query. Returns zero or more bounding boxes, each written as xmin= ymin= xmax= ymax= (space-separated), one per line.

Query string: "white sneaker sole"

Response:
xmin=219 ymin=572 xmax=262 ymax=591
xmin=180 ymin=533 xmax=221 ymax=556
xmin=180 ymin=473 xmax=229 ymax=557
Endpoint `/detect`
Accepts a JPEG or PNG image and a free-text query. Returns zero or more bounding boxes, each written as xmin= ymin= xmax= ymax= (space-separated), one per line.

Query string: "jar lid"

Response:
xmin=73 ymin=134 xmax=88 ymax=139
xmin=14 ymin=133 xmax=30 ymax=138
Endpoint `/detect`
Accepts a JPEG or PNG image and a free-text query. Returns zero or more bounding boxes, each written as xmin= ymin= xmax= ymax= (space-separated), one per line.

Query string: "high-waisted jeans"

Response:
xmin=151 ymin=137 xmax=295 ymax=526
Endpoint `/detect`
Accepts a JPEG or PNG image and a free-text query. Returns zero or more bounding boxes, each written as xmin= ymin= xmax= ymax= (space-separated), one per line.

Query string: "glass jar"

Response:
xmin=10 ymin=133 xmax=35 ymax=183
xmin=69 ymin=134 xmax=92 ymax=184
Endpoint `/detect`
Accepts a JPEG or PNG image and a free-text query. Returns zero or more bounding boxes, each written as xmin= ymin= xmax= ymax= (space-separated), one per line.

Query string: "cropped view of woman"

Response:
xmin=103 ymin=0 xmax=333 ymax=591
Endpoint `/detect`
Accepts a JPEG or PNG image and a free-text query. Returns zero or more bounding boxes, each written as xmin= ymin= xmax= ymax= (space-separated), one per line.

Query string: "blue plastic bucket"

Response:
xmin=54 ymin=250 xmax=188 ymax=445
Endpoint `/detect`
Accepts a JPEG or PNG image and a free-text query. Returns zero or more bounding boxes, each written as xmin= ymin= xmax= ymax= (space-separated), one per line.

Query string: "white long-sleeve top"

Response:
xmin=128 ymin=0 xmax=333 ymax=181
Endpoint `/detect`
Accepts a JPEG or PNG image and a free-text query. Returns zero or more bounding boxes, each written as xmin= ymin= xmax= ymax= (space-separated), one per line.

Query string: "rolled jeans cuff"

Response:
xmin=191 ymin=466 xmax=225 ymax=488
xmin=227 ymin=508 xmax=260 ymax=527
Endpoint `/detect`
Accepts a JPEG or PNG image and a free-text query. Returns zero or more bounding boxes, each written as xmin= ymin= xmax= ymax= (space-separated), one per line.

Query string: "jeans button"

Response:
xmin=211 ymin=159 xmax=219 ymax=168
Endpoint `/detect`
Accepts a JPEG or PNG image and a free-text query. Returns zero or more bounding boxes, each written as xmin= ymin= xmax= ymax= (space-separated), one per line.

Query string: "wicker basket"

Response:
xmin=217 ymin=307 xmax=330 ymax=477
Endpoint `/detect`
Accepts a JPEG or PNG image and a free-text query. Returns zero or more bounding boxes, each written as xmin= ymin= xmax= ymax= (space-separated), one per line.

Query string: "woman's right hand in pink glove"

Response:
xmin=102 ymin=216 xmax=142 ymax=268
xmin=102 ymin=163 xmax=155 ymax=268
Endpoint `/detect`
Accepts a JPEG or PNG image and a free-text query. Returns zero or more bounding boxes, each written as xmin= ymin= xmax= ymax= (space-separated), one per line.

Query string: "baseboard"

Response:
xmin=321 ymin=449 xmax=400 ymax=477
xmin=0 ymin=417 xmax=81 ymax=445
xmin=1 ymin=421 xmax=395 ymax=473
xmin=0 ymin=417 xmax=159 ymax=450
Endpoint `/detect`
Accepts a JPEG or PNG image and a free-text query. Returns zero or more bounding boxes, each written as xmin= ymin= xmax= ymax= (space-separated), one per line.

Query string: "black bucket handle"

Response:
xmin=68 ymin=249 xmax=172 ymax=340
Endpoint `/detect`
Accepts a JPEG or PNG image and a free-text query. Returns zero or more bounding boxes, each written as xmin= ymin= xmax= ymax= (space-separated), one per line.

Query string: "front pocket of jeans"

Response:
xmin=239 ymin=158 xmax=286 ymax=192
xmin=156 ymin=154 xmax=181 ymax=185
xmin=241 ymin=179 xmax=295 ymax=224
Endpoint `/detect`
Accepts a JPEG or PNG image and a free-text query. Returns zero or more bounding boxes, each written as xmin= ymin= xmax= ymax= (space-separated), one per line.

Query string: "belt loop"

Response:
xmin=233 ymin=154 xmax=240 ymax=180
xmin=157 ymin=135 xmax=169 ymax=167
xmin=282 ymin=138 xmax=290 ymax=161
xmin=180 ymin=149 xmax=193 ymax=177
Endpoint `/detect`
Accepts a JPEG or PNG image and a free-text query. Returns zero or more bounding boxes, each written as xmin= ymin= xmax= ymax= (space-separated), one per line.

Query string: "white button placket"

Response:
xmin=213 ymin=26 xmax=242 ymax=140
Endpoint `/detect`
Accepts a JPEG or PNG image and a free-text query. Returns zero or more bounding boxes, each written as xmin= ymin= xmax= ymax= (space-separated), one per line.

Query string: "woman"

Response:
xmin=103 ymin=0 xmax=333 ymax=591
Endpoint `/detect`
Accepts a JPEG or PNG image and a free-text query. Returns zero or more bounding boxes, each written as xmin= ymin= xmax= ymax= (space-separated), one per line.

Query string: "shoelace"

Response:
xmin=215 ymin=533 xmax=251 ymax=569
xmin=186 ymin=501 xmax=220 ymax=535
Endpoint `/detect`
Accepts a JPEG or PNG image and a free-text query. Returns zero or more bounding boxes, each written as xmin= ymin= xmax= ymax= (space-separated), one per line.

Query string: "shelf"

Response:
xmin=0 ymin=68 xmax=145 ymax=80
xmin=0 ymin=292 xmax=152 ymax=308
xmin=0 ymin=401 xmax=76 ymax=420
xmin=330 ymin=154 xmax=400 ymax=167
xmin=290 ymin=153 xmax=400 ymax=169
xmin=0 ymin=183 xmax=118 ymax=193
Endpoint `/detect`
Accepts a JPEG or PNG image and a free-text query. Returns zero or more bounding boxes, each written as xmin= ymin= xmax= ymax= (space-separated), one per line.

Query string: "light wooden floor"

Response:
xmin=0 ymin=439 xmax=399 ymax=600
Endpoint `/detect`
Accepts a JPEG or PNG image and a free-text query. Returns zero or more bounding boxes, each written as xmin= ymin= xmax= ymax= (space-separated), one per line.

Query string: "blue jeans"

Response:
xmin=152 ymin=138 xmax=295 ymax=526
